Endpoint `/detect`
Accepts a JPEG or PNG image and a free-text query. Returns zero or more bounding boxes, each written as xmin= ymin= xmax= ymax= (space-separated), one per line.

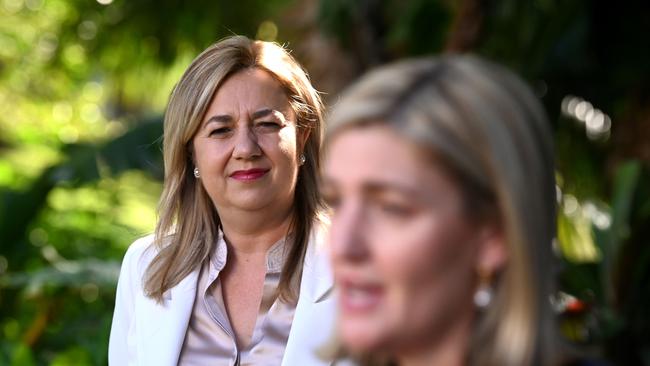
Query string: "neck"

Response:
xmin=218 ymin=203 xmax=294 ymax=256
xmin=396 ymin=309 xmax=474 ymax=366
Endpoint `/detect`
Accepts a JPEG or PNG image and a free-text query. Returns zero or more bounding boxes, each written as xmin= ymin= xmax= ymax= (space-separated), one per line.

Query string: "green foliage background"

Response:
xmin=1 ymin=0 xmax=648 ymax=365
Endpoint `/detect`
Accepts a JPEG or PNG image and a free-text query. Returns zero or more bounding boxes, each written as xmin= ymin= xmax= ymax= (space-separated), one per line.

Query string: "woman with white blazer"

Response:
xmin=109 ymin=35 xmax=335 ymax=366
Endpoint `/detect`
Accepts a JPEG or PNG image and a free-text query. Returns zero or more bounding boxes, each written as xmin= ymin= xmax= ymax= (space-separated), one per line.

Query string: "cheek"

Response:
xmin=191 ymin=140 xmax=208 ymax=168
xmin=277 ymin=126 xmax=298 ymax=156
xmin=372 ymin=218 xmax=446 ymax=278
xmin=375 ymin=217 xmax=476 ymax=310
xmin=194 ymin=143 xmax=228 ymax=170
xmin=377 ymin=233 xmax=439 ymax=295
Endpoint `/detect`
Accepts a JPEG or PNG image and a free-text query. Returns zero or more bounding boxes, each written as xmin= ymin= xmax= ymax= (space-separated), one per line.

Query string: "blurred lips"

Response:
xmin=339 ymin=278 xmax=384 ymax=314
xmin=230 ymin=168 xmax=269 ymax=181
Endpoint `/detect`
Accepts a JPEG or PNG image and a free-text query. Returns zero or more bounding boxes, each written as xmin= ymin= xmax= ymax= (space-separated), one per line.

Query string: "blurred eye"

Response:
xmin=375 ymin=199 xmax=415 ymax=218
xmin=322 ymin=192 xmax=341 ymax=211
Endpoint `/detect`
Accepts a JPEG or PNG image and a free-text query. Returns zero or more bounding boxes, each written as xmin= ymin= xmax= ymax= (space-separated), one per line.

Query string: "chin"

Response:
xmin=231 ymin=189 xmax=292 ymax=211
xmin=230 ymin=194 xmax=272 ymax=210
xmin=340 ymin=320 xmax=389 ymax=354
xmin=233 ymin=201 xmax=268 ymax=211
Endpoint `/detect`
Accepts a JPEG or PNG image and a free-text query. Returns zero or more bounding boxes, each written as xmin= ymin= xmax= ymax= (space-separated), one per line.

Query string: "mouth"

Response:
xmin=230 ymin=168 xmax=270 ymax=181
xmin=339 ymin=279 xmax=384 ymax=314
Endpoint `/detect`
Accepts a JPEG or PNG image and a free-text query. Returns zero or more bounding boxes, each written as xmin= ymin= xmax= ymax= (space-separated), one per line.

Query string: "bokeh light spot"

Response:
xmin=29 ymin=228 xmax=49 ymax=247
xmin=52 ymin=102 xmax=73 ymax=122
xmin=80 ymin=283 xmax=99 ymax=303
xmin=81 ymin=102 xmax=101 ymax=123
xmin=58 ymin=125 xmax=79 ymax=143
xmin=78 ymin=20 xmax=97 ymax=41
xmin=82 ymin=82 xmax=103 ymax=101
xmin=105 ymin=120 xmax=126 ymax=137
xmin=563 ymin=194 xmax=579 ymax=216
xmin=63 ymin=44 xmax=86 ymax=66
xmin=36 ymin=33 xmax=59 ymax=61
xmin=3 ymin=319 xmax=20 ymax=340
xmin=574 ymin=101 xmax=592 ymax=121
xmin=256 ymin=20 xmax=278 ymax=41
xmin=2 ymin=0 xmax=24 ymax=14
xmin=24 ymin=0 xmax=41 ymax=11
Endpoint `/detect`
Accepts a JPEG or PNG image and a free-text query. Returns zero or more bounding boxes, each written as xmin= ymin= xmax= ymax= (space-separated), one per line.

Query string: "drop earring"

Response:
xmin=193 ymin=167 xmax=200 ymax=178
xmin=473 ymin=267 xmax=493 ymax=309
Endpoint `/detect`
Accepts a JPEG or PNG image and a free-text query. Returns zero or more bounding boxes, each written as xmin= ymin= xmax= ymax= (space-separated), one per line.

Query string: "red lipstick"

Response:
xmin=230 ymin=168 xmax=269 ymax=181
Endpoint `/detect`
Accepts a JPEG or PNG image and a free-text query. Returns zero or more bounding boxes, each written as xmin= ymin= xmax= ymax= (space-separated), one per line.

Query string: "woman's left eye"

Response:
xmin=256 ymin=121 xmax=282 ymax=130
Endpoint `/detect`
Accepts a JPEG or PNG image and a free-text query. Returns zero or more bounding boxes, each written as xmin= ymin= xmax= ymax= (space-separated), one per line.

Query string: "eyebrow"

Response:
xmin=203 ymin=108 xmax=277 ymax=126
xmin=252 ymin=108 xmax=274 ymax=119
xmin=363 ymin=181 xmax=420 ymax=199
xmin=321 ymin=176 xmax=420 ymax=199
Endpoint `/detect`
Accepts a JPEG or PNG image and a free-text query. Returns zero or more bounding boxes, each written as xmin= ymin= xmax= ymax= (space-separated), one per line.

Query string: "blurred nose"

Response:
xmin=329 ymin=199 xmax=370 ymax=263
xmin=232 ymin=125 xmax=261 ymax=160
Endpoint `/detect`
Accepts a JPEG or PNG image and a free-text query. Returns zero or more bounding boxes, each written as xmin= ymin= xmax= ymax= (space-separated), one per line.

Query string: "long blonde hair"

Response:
xmin=144 ymin=35 xmax=324 ymax=302
xmin=326 ymin=55 xmax=558 ymax=366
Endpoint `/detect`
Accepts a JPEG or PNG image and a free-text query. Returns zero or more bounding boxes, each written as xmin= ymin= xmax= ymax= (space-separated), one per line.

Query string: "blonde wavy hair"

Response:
xmin=326 ymin=55 xmax=559 ymax=366
xmin=144 ymin=35 xmax=324 ymax=302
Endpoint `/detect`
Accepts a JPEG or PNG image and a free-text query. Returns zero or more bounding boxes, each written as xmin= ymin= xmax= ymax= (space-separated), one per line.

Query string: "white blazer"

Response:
xmin=108 ymin=228 xmax=336 ymax=366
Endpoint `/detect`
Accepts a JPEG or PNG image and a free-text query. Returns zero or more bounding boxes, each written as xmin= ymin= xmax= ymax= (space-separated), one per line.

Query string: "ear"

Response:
xmin=475 ymin=223 xmax=508 ymax=274
xmin=297 ymin=125 xmax=311 ymax=153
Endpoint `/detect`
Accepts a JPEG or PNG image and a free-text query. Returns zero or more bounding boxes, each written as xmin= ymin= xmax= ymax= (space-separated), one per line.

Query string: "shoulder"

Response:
xmin=124 ymin=234 xmax=156 ymax=262
xmin=126 ymin=234 xmax=155 ymax=255
xmin=119 ymin=234 xmax=160 ymax=280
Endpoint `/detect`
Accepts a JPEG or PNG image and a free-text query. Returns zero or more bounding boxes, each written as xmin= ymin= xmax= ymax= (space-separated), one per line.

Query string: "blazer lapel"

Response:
xmin=302 ymin=223 xmax=334 ymax=303
xmin=136 ymin=269 xmax=199 ymax=366
xmin=282 ymin=226 xmax=335 ymax=366
xmin=307 ymin=241 xmax=334 ymax=304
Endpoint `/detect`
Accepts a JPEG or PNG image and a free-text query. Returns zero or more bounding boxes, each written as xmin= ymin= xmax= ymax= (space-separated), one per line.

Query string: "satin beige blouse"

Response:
xmin=177 ymin=233 xmax=297 ymax=366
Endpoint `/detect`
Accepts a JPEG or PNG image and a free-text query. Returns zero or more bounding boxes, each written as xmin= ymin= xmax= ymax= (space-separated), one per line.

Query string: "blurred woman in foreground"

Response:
xmin=322 ymin=56 xmax=565 ymax=366
xmin=109 ymin=36 xmax=334 ymax=365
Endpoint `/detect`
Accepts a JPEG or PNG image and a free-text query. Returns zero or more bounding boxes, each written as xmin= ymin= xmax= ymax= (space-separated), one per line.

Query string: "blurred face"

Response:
xmin=323 ymin=125 xmax=501 ymax=356
xmin=192 ymin=68 xmax=305 ymax=214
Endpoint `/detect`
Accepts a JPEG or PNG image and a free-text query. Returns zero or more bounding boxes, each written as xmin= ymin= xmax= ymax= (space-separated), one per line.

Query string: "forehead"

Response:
xmin=207 ymin=68 xmax=292 ymax=114
xmin=325 ymin=125 xmax=438 ymax=187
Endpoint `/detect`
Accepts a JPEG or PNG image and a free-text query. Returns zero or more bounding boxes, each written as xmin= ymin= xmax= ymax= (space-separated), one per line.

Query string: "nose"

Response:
xmin=329 ymin=199 xmax=370 ymax=263
xmin=232 ymin=125 xmax=262 ymax=160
